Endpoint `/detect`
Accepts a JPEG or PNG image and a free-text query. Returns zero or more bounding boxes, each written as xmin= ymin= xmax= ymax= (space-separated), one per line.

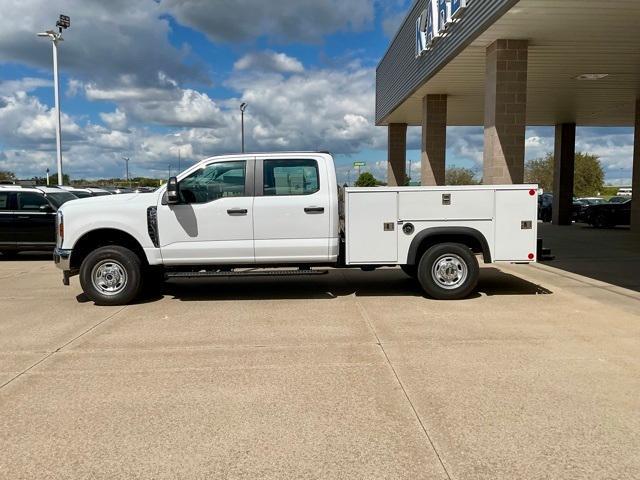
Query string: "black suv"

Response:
xmin=0 ymin=186 xmax=78 ymax=256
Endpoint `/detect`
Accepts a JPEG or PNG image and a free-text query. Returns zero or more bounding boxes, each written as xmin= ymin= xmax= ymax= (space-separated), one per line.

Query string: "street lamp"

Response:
xmin=123 ymin=157 xmax=130 ymax=185
xmin=37 ymin=14 xmax=70 ymax=186
xmin=240 ymin=102 xmax=247 ymax=153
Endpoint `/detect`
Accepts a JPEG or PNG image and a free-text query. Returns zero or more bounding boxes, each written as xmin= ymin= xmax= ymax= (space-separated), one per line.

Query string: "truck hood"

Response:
xmin=60 ymin=191 xmax=159 ymax=215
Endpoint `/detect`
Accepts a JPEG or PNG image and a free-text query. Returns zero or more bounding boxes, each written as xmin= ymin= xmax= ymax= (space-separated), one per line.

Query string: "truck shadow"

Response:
xmin=0 ymin=252 xmax=52 ymax=261
xmin=139 ymin=267 xmax=551 ymax=303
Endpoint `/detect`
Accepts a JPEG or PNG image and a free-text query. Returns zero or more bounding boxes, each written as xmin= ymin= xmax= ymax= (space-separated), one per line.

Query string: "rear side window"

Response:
xmin=0 ymin=192 xmax=9 ymax=210
xmin=263 ymin=159 xmax=319 ymax=196
xmin=18 ymin=192 xmax=49 ymax=211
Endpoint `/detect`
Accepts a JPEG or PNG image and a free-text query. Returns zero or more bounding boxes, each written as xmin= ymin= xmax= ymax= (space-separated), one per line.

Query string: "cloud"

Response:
xmin=224 ymin=64 xmax=384 ymax=154
xmin=0 ymin=77 xmax=51 ymax=95
xmin=382 ymin=11 xmax=407 ymax=38
xmin=0 ymin=0 xmax=209 ymax=89
xmin=86 ymin=79 xmax=225 ymax=128
xmin=99 ymin=109 xmax=128 ymax=131
xmin=234 ymin=51 xmax=304 ymax=74
xmin=0 ymin=92 xmax=82 ymax=149
xmin=161 ymin=0 xmax=375 ymax=43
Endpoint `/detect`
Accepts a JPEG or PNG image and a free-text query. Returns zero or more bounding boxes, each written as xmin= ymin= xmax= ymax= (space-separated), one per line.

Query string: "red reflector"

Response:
xmin=529 ymin=189 xmax=536 ymax=196
xmin=528 ymin=253 xmax=535 ymax=260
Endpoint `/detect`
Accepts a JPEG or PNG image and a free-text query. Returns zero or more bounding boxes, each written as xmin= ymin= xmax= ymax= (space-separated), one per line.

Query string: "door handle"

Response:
xmin=304 ymin=207 xmax=325 ymax=214
xmin=227 ymin=208 xmax=248 ymax=216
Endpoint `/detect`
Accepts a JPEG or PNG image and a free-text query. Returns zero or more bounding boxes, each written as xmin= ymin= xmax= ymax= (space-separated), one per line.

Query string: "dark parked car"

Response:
xmin=574 ymin=197 xmax=607 ymax=222
xmin=584 ymin=198 xmax=631 ymax=228
xmin=0 ymin=186 xmax=77 ymax=256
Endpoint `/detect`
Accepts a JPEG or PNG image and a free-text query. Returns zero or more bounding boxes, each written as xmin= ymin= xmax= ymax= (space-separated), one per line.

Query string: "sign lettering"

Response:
xmin=416 ymin=0 xmax=469 ymax=57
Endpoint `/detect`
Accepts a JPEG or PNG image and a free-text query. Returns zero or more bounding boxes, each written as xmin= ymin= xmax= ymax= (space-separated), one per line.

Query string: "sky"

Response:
xmin=0 ymin=0 xmax=634 ymax=185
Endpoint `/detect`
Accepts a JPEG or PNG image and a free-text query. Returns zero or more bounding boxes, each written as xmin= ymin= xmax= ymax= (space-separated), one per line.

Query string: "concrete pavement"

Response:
xmin=539 ymin=222 xmax=640 ymax=292
xmin=1 ymin=258 xmax=639 ymax=479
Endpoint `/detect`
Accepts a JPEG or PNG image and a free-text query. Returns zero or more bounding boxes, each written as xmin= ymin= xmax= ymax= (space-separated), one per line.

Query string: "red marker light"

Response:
xmin=528 ymin=253 xmax=535 ymax=260
xmin=529 ymin=189 xmax=536 ymax=196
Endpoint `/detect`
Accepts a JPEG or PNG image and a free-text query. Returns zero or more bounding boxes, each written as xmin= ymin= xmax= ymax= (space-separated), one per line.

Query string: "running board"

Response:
xmin=165 ymin=269 xmax=329 ymax=279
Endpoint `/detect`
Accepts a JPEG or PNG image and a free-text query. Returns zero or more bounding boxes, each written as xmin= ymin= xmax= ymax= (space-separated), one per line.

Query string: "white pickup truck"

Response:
xmin=54 ymin=152 xmax=538 ymax=305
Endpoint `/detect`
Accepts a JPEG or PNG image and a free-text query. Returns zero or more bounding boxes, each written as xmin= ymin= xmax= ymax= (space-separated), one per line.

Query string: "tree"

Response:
xmin=0 ymin=170 xmax=16 ymax=182
xmin=445 ymin=167 xmax=480 ymax=185
xmin=525 ymin=152 xmax=604 ymax=196
xmin=573 ymin=152 xmax=604 ymax=197
xmin=524 ymin=154 xmax=553 ymax=191
xmin=355 ymin=172 xmax=382 ymax=187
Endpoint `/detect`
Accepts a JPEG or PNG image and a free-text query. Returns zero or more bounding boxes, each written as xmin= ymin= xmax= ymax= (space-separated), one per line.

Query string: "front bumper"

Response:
xmin=53 ymin=247 xmax=71 ymax=270
xmin=53 ymin=248 xmax=73 ymax=285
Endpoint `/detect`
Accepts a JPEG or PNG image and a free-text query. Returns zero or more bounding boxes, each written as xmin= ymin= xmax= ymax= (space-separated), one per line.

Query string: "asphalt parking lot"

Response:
xmin=1 ymin=257 xmax=639 ymax=479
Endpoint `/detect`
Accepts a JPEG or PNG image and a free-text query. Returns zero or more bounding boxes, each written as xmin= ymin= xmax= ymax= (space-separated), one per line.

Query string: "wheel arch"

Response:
xmin=406 ymin=227 xmax=492 ymax=265
xmin=70 ymin=228 xmax=148 ymax=270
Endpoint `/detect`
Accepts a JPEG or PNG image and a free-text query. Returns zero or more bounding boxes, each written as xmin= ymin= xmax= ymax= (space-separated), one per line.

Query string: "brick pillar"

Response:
xmin=421 ymin=94 xmax=447 ymax=186
xmin=483 ymin=39 xmax=528 ymax=184
xmin=632 ymin=99 xmax=640 ymax=236
xmin=552 ymin=123 xmax=576 ymax=226
xmin=387 ymin=123 xmax=407 ymax=186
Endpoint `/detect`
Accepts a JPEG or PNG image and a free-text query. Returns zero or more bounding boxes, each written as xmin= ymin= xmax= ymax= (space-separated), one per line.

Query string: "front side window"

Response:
xmin=263 ymin=159 xmax=319 ymax=196
xmin=179 ymin=161 xmax=246 ymax=204
xmin=18 ymin=192 xmax=49 ymax=211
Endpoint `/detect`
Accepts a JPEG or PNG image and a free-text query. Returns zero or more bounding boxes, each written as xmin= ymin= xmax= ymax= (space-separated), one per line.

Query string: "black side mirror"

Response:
xmin=167 ymin=177 xmax=180 ymax=204
xmin=40 ymin=204 xmax=54 ymax=213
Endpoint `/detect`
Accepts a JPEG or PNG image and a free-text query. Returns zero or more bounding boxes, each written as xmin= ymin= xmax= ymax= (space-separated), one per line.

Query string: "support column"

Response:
xmin=632 ymin=99 xmax=640 ymax=236
xmin=552 ymin=123 xmax=576 ymax=226
xmin=483 ymin=39 xmax=528 ymax=184
xmin=387 ymin=123 xmax=407 ymax=186
xmin=421 ymin=94 xmax=447 ymax=186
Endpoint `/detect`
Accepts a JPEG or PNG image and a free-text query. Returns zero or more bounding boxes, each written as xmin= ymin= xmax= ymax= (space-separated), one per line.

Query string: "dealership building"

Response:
xmin=377 ymin=0 xmax=639 ymax=233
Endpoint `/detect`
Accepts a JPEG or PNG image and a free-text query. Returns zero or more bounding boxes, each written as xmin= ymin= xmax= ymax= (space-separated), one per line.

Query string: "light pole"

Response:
xmin=37 ymin=14 xmax=70 ymax=186
xmin=240 ymin=102 xmax=247 ymax=153
xmin=123 ymin=157 xmax=130 ymax=185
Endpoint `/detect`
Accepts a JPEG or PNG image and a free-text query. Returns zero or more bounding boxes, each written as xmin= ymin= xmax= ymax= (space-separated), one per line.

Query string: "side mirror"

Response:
xmin=40 ymin=204 xmax=54 ymax=213
xmin=167 ymin=176 xmax=180 ymax=204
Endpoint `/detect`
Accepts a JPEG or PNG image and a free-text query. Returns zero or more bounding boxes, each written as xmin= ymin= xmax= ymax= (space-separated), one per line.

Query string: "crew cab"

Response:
xmin=54 ymin=152 xmax=538 ymax=305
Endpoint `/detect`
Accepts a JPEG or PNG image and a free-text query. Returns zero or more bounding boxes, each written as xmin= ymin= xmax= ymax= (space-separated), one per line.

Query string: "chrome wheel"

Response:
xmin=91 ymin=260 xmax=128 ymax=296
xmin=431 ymin=254 xmax=468 ymax=290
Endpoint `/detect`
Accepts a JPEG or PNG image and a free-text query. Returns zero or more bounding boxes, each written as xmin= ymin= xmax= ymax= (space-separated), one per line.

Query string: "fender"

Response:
xmin=406 ymin=226 xmax=492 ymax=264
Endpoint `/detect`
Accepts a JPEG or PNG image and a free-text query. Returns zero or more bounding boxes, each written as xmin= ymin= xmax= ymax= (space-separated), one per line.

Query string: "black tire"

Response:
xmin=417 ymin=243 xmax=479 ymax=300
xmin=400 ymin=265 xmax=418 ymax=278
xmin=79 ymin=246 xmax=142 ymax=306
xmin=591 ymin=212 xmax=611 ymax=229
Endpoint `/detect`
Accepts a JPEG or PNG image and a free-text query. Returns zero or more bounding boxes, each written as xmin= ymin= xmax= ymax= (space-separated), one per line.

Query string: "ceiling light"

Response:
xmin=575 ymin=73 xmax=609 ymax=81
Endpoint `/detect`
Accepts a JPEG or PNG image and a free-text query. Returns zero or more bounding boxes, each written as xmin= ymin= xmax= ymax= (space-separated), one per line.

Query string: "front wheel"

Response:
xmin=417 ymin=243 xmax=479 ymax=300
xmin=79 ymin=246 xmax=142 ymax=306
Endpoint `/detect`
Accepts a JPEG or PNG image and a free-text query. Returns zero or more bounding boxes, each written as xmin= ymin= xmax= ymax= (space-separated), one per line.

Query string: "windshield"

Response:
xmin=46 ymin=192 xmax=78 ymax=207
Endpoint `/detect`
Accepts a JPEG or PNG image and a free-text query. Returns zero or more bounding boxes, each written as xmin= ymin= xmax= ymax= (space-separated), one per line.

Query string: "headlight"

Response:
xmin=56 ymin=210 xmax=64 ymax=247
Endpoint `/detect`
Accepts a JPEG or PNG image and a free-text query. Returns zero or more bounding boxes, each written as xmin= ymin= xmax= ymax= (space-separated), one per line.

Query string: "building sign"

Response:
xmin=416 ymin=0 xmax=469 ymax=57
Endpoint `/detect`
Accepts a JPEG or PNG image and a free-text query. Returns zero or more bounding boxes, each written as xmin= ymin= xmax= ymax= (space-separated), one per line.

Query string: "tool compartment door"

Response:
xmin=346 ymin=191 xmax=398 ymax=264
xmin=494 ymin=189 xmax=538 ymax=261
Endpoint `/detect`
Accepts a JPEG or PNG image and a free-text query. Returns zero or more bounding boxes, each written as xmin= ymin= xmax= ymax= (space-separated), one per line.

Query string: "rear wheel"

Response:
xmin=79 ymin=246 xmax=142 ymax=306
xmin=417 ymin=243 xmax=479 ymax=300
xmin=591 ymin=212 xmax=612 ymax=228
